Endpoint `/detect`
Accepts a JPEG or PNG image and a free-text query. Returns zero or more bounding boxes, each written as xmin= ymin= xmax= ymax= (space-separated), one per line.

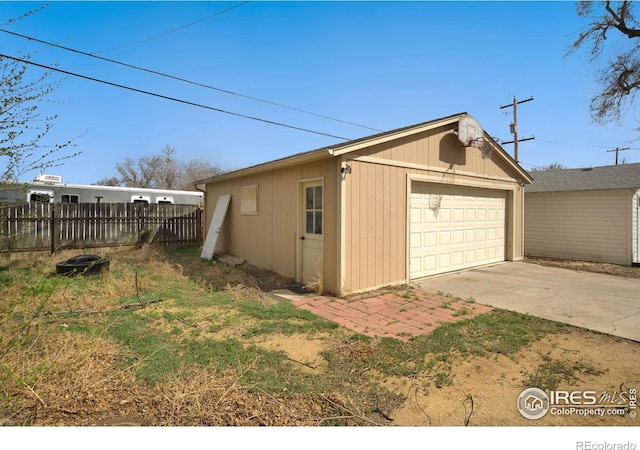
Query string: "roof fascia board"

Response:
xmin=328 ymin=116 xmax=461 ymax=157
xmin=201 ymin=148 xmax=330 ymax=184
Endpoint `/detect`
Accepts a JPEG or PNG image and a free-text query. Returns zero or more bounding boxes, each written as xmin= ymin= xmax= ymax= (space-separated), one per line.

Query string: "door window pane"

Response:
xmin=306 ymin=211 xmax=314 ymax=234
xmin=315 ymin=211 xmax=322 ymax=234
xmin=306 ymin=187 xmax=314 ymax=210
xmin=314 ymin=186 xmax=322 ymax=209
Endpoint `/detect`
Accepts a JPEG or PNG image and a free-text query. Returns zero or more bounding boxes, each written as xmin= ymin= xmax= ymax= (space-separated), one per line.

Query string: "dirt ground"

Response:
xmin=164 ymin=249 xmax=640 ymax=426
xmin=254 ymin=328 xmax=639 ymax=426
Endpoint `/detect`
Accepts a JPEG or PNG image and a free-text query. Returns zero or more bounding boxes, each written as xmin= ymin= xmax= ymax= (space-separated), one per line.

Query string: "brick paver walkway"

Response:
xmin=291 ymin=289 xmax=493 ymax=341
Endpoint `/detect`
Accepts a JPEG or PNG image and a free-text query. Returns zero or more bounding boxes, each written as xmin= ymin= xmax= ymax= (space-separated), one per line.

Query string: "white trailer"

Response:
xmin=0 ymin=174 xmax=203 ymax=206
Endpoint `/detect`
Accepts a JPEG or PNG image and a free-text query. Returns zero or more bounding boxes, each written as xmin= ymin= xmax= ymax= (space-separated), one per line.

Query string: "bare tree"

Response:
xmin=567 ymin=1 xmax=640 ymax=124
xmin=97 ymin=145 xmax=220 ymax=190
xmin=529 ymin=162 xmax=568 ymax=172
xmin=0 ymin=53 xmax=82 ymax=186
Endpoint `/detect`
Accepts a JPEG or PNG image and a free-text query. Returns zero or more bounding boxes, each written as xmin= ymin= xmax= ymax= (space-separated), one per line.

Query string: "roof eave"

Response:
xmin=197 ymin=112 xmax=533 ymax=186
xmin=328 ymin=115 xmax=463 ymax=156
xmin=196 ymin=148 xmax=331 ymax=185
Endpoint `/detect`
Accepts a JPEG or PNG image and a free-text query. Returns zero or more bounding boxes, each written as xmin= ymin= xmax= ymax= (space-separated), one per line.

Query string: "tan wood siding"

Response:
xmin=205 ymin=122 xmax=526 ymax=296
xmin=352 ymin=127 xmax=518 ymax=182
xmin=204 ymin=158 xmax=339 ymax=293
xmin=524 ymin=190 xmax=632 ymax=265
xmin=343 ymin=160 xmax=407 ymax=293
xmin=343 ymin=165 xmax=523 ymax=293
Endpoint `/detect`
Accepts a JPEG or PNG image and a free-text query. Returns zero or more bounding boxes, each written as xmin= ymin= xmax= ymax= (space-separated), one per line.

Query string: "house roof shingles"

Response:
xmin=525 ymin=162 xmax=640 ymax=193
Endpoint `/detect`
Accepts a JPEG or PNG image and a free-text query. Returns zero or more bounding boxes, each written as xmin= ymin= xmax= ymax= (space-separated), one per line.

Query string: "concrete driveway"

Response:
xmin=415 ymin=262 xmax=640 ymax=342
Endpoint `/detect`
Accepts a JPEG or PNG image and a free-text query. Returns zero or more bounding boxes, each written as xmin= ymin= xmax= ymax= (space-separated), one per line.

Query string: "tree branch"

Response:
xmin=607 ymin=0 xmax=640 ymax=38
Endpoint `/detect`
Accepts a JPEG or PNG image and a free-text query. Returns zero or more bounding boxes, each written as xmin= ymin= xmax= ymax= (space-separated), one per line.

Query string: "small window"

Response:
xmin=131 ymin=195 xmax=151 ymax=204
xmin=156 ymin=196 xmax=174 ymax=204
xmin=61 ymin=194 xmax=79 ymax=204
xmin=29 ymin=191 xmax=53 ymax=203
xmin=241 ymin=184 xmax=258 ymax=215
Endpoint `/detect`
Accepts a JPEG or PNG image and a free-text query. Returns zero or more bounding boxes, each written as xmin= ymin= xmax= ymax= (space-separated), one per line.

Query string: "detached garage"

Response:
xmin=199 ymin=113 xmax=532 ymax=295
xmin=525 ymin=163 xmax=640 ymax=266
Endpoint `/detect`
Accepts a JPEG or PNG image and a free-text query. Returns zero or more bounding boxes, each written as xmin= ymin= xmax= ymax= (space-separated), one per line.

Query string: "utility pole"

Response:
xmin=606 ymin=147 xmax=631 ymax=165
xmin=500 ymin=96 xmax=535 ymax=163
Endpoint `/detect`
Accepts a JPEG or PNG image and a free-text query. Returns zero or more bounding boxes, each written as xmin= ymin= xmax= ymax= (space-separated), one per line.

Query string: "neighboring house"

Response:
xmin=197 ymin=113 xmax=532 ymax=295
xmin=525 ymin=163 xmax=640 ymax=266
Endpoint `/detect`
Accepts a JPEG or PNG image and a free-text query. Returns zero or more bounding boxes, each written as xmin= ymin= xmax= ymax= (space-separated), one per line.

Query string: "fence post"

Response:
xmin=138 ymin=204 xmax=145 ymax=244
xmin=50 ymin=204 xmax=58 ymax=255
xmin=197 ymin=207 xmax=203 ymax=245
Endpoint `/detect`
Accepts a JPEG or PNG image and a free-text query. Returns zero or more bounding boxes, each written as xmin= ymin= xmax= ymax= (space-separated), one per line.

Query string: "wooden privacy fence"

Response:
xmin=0 ymin=203 xmax=203 ymax=253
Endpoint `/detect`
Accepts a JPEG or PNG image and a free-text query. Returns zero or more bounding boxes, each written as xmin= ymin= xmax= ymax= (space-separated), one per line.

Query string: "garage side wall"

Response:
xmin=524 ymin=189 xmax=632 ymax=265
xmin=204 ymin=158 xmax=339 ymax=293
xmin=342 ymin=127 xmax=526 ymax=294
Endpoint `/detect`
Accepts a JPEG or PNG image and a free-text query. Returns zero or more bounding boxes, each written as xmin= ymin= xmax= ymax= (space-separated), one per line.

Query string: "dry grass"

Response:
xmin=1 ymin=245 xmax=375 ymax=426
xmin=2 ymin=246 xmax=639 ymax=427
xmin=525 ymin=256 xmax=640 ymax=278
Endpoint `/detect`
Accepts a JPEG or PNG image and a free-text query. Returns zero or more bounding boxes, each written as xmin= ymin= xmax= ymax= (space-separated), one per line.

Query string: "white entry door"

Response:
xmin=410 ymin=183 xmax=506 ymax=278
xmin=300 ymin=181 xmax=323 ymax=285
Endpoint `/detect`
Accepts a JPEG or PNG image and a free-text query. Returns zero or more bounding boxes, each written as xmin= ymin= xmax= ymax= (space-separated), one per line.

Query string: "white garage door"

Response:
xmin=410 ymin=183 xmax=506 ymax=279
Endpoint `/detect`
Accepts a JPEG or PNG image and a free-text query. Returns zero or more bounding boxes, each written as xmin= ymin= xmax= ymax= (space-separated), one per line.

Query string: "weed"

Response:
xmin=453 ymin=307 xmax=472 ymax=317
xmin=522 ymin=353 xmax=605 ymax=391
xmin=434 ymin=371 xmax=453 ymax=388
xmin=435 ymin=290 xmax=455 ymax=297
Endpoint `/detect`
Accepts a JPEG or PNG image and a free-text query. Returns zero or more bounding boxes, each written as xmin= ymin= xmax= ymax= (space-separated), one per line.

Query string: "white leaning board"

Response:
xmin=200 ymin=194 xmax=231 ymax=260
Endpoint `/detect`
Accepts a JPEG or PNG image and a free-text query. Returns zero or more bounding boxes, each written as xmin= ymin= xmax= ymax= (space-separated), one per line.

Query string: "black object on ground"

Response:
xmin=56 ymin=254 xmax=110 ymax=276
xmin=285 ymin=284 xmax=315 ymax=295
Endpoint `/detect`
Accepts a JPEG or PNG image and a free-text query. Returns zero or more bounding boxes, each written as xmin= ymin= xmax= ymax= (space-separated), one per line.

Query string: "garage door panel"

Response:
xmin=410 ymin=183 xmax=506 ymax=278
xmin=410 ymin=207 xmax=421 ymax=223
xmin=410 ymin=232 xmax=421 ymax=248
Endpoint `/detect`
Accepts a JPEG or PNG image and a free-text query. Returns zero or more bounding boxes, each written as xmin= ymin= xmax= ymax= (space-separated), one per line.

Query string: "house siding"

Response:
xmin=341 ymin=126 xmax=526 ymax=293
xmin=524 ymin=189 xmax=632 ymax=265
xmin=204 ymin=158 xmax=340 ymax=293
xmin=203 ymin=118 xmax=529 ymax=296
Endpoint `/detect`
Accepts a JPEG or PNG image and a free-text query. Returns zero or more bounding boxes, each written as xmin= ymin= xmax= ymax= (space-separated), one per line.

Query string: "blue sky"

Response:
xmin=1 ymin=1 xmax=639 ymax=185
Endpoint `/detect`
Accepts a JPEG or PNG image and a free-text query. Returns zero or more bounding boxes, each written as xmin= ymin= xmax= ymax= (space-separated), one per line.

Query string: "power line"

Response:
xmin=91 ymin=2 xmax=252 ymax=54
xmin=0 ymin=52 xmax=351 ymax=141
xmin=0 ymin=28 xmax=383 ymax=133
xmin=536 ymin=138 xmax=640 ymax=151
xmin=518 ymin=161 xmax=544 ymax=170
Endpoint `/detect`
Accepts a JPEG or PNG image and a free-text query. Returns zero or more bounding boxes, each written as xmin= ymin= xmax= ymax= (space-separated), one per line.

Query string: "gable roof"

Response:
xmin=197 ymin=112 xmax=532 ymax=185
xmin=525 ymin=163 xmax=640 ymax=193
